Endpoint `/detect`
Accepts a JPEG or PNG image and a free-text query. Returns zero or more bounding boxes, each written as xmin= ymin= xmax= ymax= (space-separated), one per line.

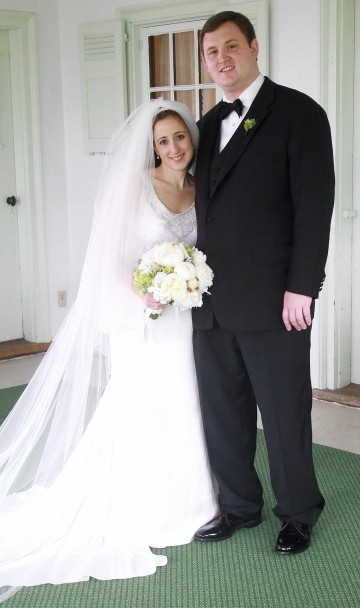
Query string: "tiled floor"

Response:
xmin=1 ymin=354 xmax=359 ymax=455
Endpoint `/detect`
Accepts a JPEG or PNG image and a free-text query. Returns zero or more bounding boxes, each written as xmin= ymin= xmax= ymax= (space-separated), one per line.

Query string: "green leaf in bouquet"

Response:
xmin=162 ymin=265 xmax=174 ymax=274
xmin=133 ymin=268 xmax=156 ymax=294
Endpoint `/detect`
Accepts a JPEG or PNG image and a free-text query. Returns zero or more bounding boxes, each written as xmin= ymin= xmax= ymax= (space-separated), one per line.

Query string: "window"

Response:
xmin=141 ymin=21 xmax=216 ymax=120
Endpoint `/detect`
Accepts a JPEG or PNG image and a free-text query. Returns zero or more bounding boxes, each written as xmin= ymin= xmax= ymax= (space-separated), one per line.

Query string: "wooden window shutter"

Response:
xmin=78 ymin=20 xmax=127 ymax=154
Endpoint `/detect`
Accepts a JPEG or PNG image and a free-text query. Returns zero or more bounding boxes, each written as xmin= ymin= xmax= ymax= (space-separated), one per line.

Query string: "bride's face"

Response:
xmin=153 ymin=116 xmax=194 ymax=172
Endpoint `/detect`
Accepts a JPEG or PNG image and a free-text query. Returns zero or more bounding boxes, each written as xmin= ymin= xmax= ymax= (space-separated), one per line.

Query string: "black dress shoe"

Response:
xmin=194 ymin=511 xmax=262 ymax=542
xmin=275 ymin=521 xmax=312 ymax=555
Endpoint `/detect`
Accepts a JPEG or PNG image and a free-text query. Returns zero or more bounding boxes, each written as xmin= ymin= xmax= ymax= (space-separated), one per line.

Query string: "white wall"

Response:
xmin=0 ymin=0 xmax=322 ymax=337
xmin=269 ymin=0 xmax=320 ymax=101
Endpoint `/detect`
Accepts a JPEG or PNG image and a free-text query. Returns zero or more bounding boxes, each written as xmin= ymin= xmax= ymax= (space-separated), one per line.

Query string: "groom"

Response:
xmin=192 ymin=11 xmax=335 ymax=554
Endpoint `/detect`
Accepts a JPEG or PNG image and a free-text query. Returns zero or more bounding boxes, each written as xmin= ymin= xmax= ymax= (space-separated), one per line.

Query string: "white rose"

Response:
xmin=154 ymin=241 xmax=185 ymax=267
xmin=161 ymin=273 xmax=188 ymax=303
xmin=174 ymin=261 xmax=196 ymax=281
xmin=192 ymin=249 xmax=207 ymax=266
xmin=179 ymin=291 xmax=203 ymax=310
xmin=195 ymin=263 xmax=214 ymax=292
xmin=187 ymin=277 xmax=199 ymax=290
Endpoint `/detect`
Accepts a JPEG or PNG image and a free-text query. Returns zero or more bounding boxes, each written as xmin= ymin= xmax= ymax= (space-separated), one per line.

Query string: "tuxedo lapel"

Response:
xmin=196 ymin=110 xmax=220 ymax=209
xmin=209 ymin=78 xmax=276 ymax=200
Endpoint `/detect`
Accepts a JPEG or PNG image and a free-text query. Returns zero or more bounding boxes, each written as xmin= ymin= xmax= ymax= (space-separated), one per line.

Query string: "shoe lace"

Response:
xmin=281 ymin=521 xmax=307 ymax=537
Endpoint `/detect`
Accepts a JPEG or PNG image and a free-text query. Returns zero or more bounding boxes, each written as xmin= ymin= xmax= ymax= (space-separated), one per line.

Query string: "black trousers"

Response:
xmin=193 ymin=321 xmax=325 ymax=527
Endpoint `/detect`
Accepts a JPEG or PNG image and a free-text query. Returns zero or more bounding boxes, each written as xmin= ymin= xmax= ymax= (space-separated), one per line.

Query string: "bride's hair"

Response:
xmin=153 ymin=108 xmax=183 ymax=126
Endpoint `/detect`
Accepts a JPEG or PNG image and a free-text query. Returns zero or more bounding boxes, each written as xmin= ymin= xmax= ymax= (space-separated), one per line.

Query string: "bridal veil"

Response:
xmin=0 ymin=99 xmax=199 ymax=601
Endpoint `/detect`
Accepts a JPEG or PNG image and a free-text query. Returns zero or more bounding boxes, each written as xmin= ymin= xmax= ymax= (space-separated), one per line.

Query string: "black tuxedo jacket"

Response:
xmin=193 ymin=77 xmax=335 ymax=331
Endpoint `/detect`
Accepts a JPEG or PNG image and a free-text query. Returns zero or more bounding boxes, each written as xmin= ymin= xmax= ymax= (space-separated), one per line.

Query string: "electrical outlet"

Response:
xmin=58 ymin=290 xmax=67 ymax=307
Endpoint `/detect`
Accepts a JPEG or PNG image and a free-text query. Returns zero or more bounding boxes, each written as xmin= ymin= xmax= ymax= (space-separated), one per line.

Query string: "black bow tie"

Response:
xmin=218 ymin=99 xmax=244 ymax=120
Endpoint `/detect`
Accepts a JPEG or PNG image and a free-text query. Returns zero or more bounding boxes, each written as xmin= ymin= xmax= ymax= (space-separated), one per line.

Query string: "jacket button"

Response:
xmin=207 ymin=216 xmax=213 ymax=222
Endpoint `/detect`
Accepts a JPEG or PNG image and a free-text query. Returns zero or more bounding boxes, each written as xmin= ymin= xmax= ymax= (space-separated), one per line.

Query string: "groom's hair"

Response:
xmin=200 ymin=11 xmax=256 ymax=54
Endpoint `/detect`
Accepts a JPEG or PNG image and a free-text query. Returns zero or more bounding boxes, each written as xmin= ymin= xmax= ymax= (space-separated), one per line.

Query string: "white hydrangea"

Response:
xmin=192 ymin=248 xmax=207 ymax=266
xmin=195 ymin=263 xmax=214 ymax=291
xmin=179 ymin=290 xmax=203 ymax=310
xmin=138 ymin=247 xmax=158 ymax=272
xmin=148 ymin=271 xmax=167 ymax=303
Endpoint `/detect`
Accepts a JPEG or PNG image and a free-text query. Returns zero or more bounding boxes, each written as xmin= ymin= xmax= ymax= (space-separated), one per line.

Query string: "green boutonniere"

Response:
xmin=244 ymin=118 xmax=257 ymax=134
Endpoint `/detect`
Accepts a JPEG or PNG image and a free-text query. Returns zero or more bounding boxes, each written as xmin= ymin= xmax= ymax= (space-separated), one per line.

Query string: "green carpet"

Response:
xmin=0 ymin=385 xmax=359 ymax=608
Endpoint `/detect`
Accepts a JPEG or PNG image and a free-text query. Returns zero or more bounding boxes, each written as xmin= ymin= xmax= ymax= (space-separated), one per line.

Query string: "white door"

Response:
xmin=0 ymin=29 xmax=23 ymax=341
xmin=351 ymin=0 xmax=360 ymax=383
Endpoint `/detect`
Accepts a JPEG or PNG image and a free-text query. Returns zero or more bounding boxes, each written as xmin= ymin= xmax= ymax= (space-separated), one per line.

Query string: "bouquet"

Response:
xmin=133 ymin=241 xmax=214 ymax=319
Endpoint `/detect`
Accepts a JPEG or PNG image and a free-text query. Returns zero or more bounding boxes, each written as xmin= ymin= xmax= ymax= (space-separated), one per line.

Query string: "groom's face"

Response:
xmin=202 ymin=21 xmax=259 ymax=101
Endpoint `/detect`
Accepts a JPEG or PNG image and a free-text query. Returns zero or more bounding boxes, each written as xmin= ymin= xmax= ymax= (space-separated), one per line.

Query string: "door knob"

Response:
xmin=6 ymin=196 xmax=16 ymax=206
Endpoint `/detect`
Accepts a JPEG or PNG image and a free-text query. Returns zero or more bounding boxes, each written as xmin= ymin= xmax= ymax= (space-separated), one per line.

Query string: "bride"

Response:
xmin=0 ymin=99 xmax=217 ymax=601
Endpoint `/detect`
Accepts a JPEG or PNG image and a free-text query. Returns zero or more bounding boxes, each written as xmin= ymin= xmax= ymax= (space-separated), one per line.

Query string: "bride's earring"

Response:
xmin=154 ymin=148 xmax=161 ymax=165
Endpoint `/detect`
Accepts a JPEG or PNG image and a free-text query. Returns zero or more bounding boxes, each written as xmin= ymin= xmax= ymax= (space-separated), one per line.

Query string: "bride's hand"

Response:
xmin=131 ymin=281 xmax=164 ymax=311
xmin=141 ymin=293 xmax=165 ymax=311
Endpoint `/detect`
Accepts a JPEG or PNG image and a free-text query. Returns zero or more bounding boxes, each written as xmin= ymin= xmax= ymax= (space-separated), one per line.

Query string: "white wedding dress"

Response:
xmin=0 ymin=182 xmax=217 ymax=593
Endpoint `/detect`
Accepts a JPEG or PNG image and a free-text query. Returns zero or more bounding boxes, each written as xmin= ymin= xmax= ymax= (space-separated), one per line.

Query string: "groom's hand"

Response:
xmin=282 ymin=291 xmax=313 ymax=331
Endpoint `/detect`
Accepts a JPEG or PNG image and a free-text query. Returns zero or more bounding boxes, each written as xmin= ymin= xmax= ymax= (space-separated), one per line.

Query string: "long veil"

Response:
xmin=0 ymin=98 xmax=199 ymax=601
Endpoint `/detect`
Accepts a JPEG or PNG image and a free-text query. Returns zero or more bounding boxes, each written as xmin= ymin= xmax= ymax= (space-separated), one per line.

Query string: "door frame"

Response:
xmin=314 ymin=0 xmax=355 ymax=389
xmin=0 ymin=10 xmax=50 ymax=342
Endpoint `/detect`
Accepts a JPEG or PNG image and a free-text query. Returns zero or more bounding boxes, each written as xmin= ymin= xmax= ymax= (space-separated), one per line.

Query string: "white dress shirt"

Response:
xmin=219 ymin=73 xmax=265 ymax=152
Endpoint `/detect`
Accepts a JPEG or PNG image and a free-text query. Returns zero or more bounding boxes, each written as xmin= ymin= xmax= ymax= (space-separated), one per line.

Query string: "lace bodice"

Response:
xmin=135 ymin=177 xmax=197 ymax=251
xmin=147 ymin=182 xmax=197 ymax=242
